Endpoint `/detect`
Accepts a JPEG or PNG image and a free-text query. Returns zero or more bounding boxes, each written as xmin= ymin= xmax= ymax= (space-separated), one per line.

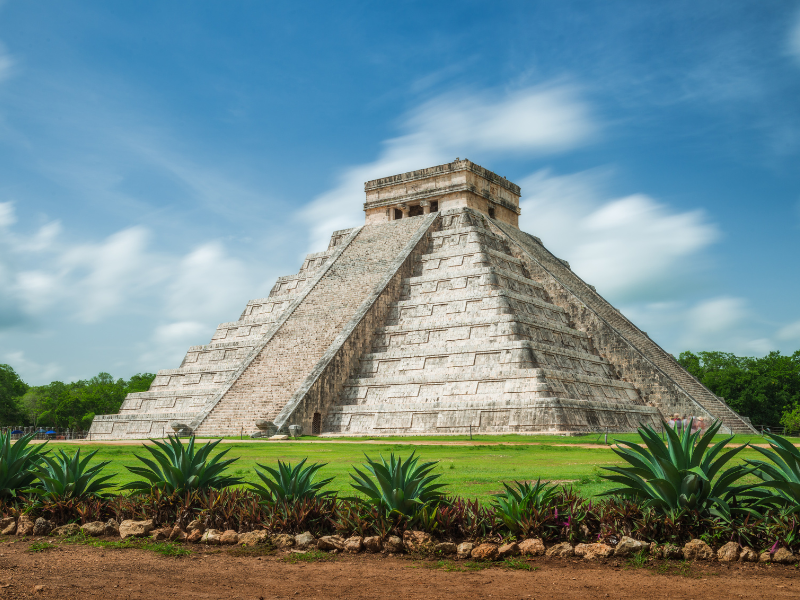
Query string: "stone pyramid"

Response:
xmin=89 ymin=159 xmax=754 ymax=439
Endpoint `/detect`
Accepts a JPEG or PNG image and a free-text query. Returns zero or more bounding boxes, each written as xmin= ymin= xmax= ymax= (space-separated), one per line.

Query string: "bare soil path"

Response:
xmin=0 ymin=541 xmax=796 ymax=600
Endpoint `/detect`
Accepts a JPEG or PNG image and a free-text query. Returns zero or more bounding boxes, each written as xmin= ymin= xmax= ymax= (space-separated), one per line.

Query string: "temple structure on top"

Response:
xmin=89 ymin=159 xmax=755 ymax=439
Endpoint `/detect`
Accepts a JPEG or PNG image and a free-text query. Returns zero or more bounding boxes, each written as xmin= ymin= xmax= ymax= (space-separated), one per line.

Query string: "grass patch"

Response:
xmin=28 ymin=541 xmax=57 ymax=553
xmin=40 ymin=434 xmax=788 ymax=501
xmin=418 ymin=559 xmax=495 ymax=572
xmin=281 ymin=549 xmax=336 ymax=563
xmin=625 ymin=550 xmax=649 ymax=569
xmin=502 ymin=557 xmax=537 ymax=571
xmin=63 ymin=532 xmax=191 ymax=557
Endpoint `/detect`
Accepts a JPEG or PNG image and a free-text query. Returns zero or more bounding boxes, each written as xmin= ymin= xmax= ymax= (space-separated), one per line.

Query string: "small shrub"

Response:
xmin=28 ymin=541 xmax=56 ymax=553
xmin=250 ymin=459 xmax=334 ymax=504
xmin=349 ymin=452 xmax=445 ymax=519
xmin=29 ymin=448 xmax=115 ymax=501
xmin=121 ymin=436 xmax=242 ymax=495
xmin=0 ymin=431 xmax=49 ymax=498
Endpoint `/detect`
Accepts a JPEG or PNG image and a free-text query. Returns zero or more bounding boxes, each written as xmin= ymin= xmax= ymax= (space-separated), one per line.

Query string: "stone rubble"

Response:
xmin=683 ymin=539 xmax=714 ymax=561
xmin=119 ymin=519 xmax=154 ymax=540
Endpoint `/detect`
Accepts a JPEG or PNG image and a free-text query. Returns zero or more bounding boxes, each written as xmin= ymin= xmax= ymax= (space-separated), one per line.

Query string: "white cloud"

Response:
xmin=789 ymin=11 xmax=800 ymax=62
xmin=518 ymin=169 xmax=719 ymax=300
xmin=2 ymin=351 xmax=62 ymax=382
xmin=0 ymin=41 xmax=13 ymax=84
xmin=685 ymin=297 xmax=748 ymax=336
xmin=299 ymin=83 xmax=597 ymax=251
xmin=777 ymin=319 xmax=800 ymax=341
xmin=0 ymin=202 xmax=14 ymax=228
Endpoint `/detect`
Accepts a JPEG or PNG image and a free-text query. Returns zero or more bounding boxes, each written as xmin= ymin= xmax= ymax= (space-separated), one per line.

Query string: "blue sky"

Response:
xmin=1 ymin=1 xmax=799 ymax=385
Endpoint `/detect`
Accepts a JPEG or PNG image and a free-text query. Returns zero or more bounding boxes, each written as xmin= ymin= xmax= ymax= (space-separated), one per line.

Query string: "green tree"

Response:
xmin=0 ymin=364 xmax=28 ymax=426
xmin=678 ymin=350 xmax=800 ymax=428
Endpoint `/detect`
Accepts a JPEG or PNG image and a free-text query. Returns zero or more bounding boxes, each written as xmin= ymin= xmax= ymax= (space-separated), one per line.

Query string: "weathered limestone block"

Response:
xmin=471 ymin=543 xmax=499 ymax=560
xmin=519 ymin=538 xmax=546 ymax=556
xmin=497 ymin=542 xmax=520 ymax=558
xmin=739 ymin=547 xmax=758 ymax=562
xmin=238 ymin=530 xmax=269 ymax=546
xmin=220 ymin=530 xmax=238 ymax=545
xmin=119 ymin=519 xmax=154 ymax=540
xmin=717 ymin=542 xmax=739 ymax=562
xmin=317 ymin=535 xmax=345 ymax=551
xmin=614 ymin=536 xmax=646 ymax=557
xmin=200 ymin=529 xmax=222 ymax=545
xmin=52 ymin=523 xmax=81 ymax=537
xmin=0 ymin=517 xmax=16 ymax=536
xmin=272 ymin=533 xmax=294 ymax=549
xmin=683 ymin=539 xmax=714 ymax=561
xmin=575 ymin=543 xmax=614 ymax=559
xmin=403 ymin=530 xmax=433 ymax=553
xmin=457 ymin=542 xmax=473 ymax=559
xmin=344 ymin=536 xmax=363 ymax=553
xmin=80 ymin=522 xmax=106 ymax=537
xmin=383 ymin=535 xmax=403 ymax=554
xmin=545 ymin=542 xmax=574 ymax=558
xmin=295 ymin=532 xmax=315 ymax=549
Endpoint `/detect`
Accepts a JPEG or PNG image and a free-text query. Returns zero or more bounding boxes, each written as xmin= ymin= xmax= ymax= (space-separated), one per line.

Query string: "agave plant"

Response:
xmin=249 ymin=458 xmax=334 ymax=503
xmin=492 ymin=479 xmax=559 ymax=533
xmin=0 ymin=431 xmax=48 ymax=498
xmin=745 ymin=433 xmax=800 ymax=511
xmin=600 ymin=419 xmax=753 ymax=517
xmin=28 ymin=448 xmax=115 ymax=501
xmin=121 ymin=436 xmax=242 ymax=495
xmin=349 ymin=452 xmax=445 ymax=518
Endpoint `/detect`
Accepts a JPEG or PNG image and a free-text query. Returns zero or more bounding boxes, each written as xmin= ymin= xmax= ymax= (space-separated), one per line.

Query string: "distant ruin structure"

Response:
xmin=89 ymin=159 xmax=755 ymax=439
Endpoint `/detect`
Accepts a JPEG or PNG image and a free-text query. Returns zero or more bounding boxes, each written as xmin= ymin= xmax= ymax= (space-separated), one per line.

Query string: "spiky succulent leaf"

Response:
xmin=0 ymin=431 xmax=49 ymax=498
xmin=249 ymin=458 xmax=334 ymax=503
xmin=120 ymin=435 xmax=241 ymax=495
xmin=28 ymin=448 xmax=115 ymax=501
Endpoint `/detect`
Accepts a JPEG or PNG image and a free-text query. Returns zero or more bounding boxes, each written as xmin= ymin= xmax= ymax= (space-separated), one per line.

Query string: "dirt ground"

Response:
xmin=0 ymin=539 xmax=796 ymax=600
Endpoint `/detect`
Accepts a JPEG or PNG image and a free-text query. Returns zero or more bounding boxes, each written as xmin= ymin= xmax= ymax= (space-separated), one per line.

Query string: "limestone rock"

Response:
xmin=0 ymin=517 xmax=15 ymax=535
xmin=614 ymin=536 xmax=645 ymax=557
xmin=519 ymin=538 xmax=546 ymax=557
xmin=662 ymin=544 xmax=683 ymax=559
xmin=119 ymin=519 xmax=154 ymax=540
xmin=403 ymin=530 xmax=433 ymax=553
xmin=238 ymin=530 xmax=269 ymax=546
xmin=52 ymin=523 xmax=81 ymax=537
xmin=295 ymin=532 xmax=316 ymax=549
xmin=717 ymin=542 xmax=740 ymax=562
xmin=186 ymin=519 xmax=204 ymax=533
xmin=739 ymin=547 xmax=758 ymax=562
xmin=201 ymin=529 xmax=221 ymax=545
xmin=434 ymin=542 xmax=457 ymax=555
xmin=383 ymin=535 xmax=403 ymax=554
xmin=683 ymin=539 xmax=714 ymax=561
xmin=545 ymin=542 xmax=574 ymax=558
xmin=220 ymin=530 xmax=239 ymax=545
xmin=272 ymin=533 xmax=294 ymax=549
xmin=344 ymin=536 xmax=363 ymax=553
xmin=105 ymin=520 xmax=120 ymax=537
xmin=575 ymin=543 xmax=614 ymax=559
xmin=187 ymin=529 xmax=203 ymax=544
xmin=773 ymin=548 xmax=794 ymax=564
xmin=498 ymin=542 xmax=520 ymax=558
xmin=16 ymin=515 xmax=34 ymax=537
xmin=471 ymin=543 xmax=499 ymax=560
xmin=33 ymin=518 xmax=53 ymax=536
xmin=363 ymin=536 xmax=382 ymax=553
xmin=151 ymin=527 xmax=170 ymax=541
xmin=457 ymin=542 xmax=474 ymax=559
xmin=80 ymin=522 xmax=106 ymax=537
xmin=759 ymin=551 xmax=772 ymax=563
xmin=317 ymin=535 xmax=345 ymax=551
xmin=169 ymin=526 xmax=187 ymax=542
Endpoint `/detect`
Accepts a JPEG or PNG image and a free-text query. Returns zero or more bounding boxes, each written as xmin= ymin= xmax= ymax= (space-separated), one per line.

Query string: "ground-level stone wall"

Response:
xmin=273 ymin=212 xmax=440 ymax=434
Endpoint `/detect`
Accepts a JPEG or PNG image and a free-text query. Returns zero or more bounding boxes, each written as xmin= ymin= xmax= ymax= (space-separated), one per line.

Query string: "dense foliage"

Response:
xmin=29 ymin=448 xmax=115 ymax=502
xmin=601 ymin=420 xmax=752 ymax=518
xmin=678 ymin=350 xmax=800 ymax=428
xmin=0 ymin=364 xmax=155 ymax=429
xmin=746 ymin=433 xmax=800 ymax=510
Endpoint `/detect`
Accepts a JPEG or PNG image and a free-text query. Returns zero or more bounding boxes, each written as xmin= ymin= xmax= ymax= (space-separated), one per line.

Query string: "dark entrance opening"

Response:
xmin=488 ymin=206 xmax=496 ymax=219
xmin=409 ymin=204 xmax=425 ymax=217
xmin=312 ymin=412 xmax=321 ymax=435
xmin=394 ymin=208 xmax=403 ymax=220
xmin=430 ymin=201 xmax=438 ymax=212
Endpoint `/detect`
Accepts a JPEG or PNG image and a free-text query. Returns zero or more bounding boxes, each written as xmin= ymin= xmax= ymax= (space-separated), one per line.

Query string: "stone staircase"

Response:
xmin=323 ymin=209 xmax=660 ymax=435
xmin=192 ymin=215 xmax=436 ymax=436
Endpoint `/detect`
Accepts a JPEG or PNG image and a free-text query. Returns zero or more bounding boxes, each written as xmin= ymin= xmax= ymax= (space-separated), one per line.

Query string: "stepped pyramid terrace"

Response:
xmin=88 ymin=159 xmax=756 ymax=440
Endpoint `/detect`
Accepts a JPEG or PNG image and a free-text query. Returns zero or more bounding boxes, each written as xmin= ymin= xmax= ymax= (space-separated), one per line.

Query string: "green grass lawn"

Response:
xmin=45 ymin=433 xmax=788 ymax=501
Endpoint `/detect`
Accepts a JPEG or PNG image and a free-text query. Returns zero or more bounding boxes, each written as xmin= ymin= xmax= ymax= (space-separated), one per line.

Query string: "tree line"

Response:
xmin=1 ymin=349 xmax=798 ymax=431
xmin=0 ymin=364 xmax=155 ymax=430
